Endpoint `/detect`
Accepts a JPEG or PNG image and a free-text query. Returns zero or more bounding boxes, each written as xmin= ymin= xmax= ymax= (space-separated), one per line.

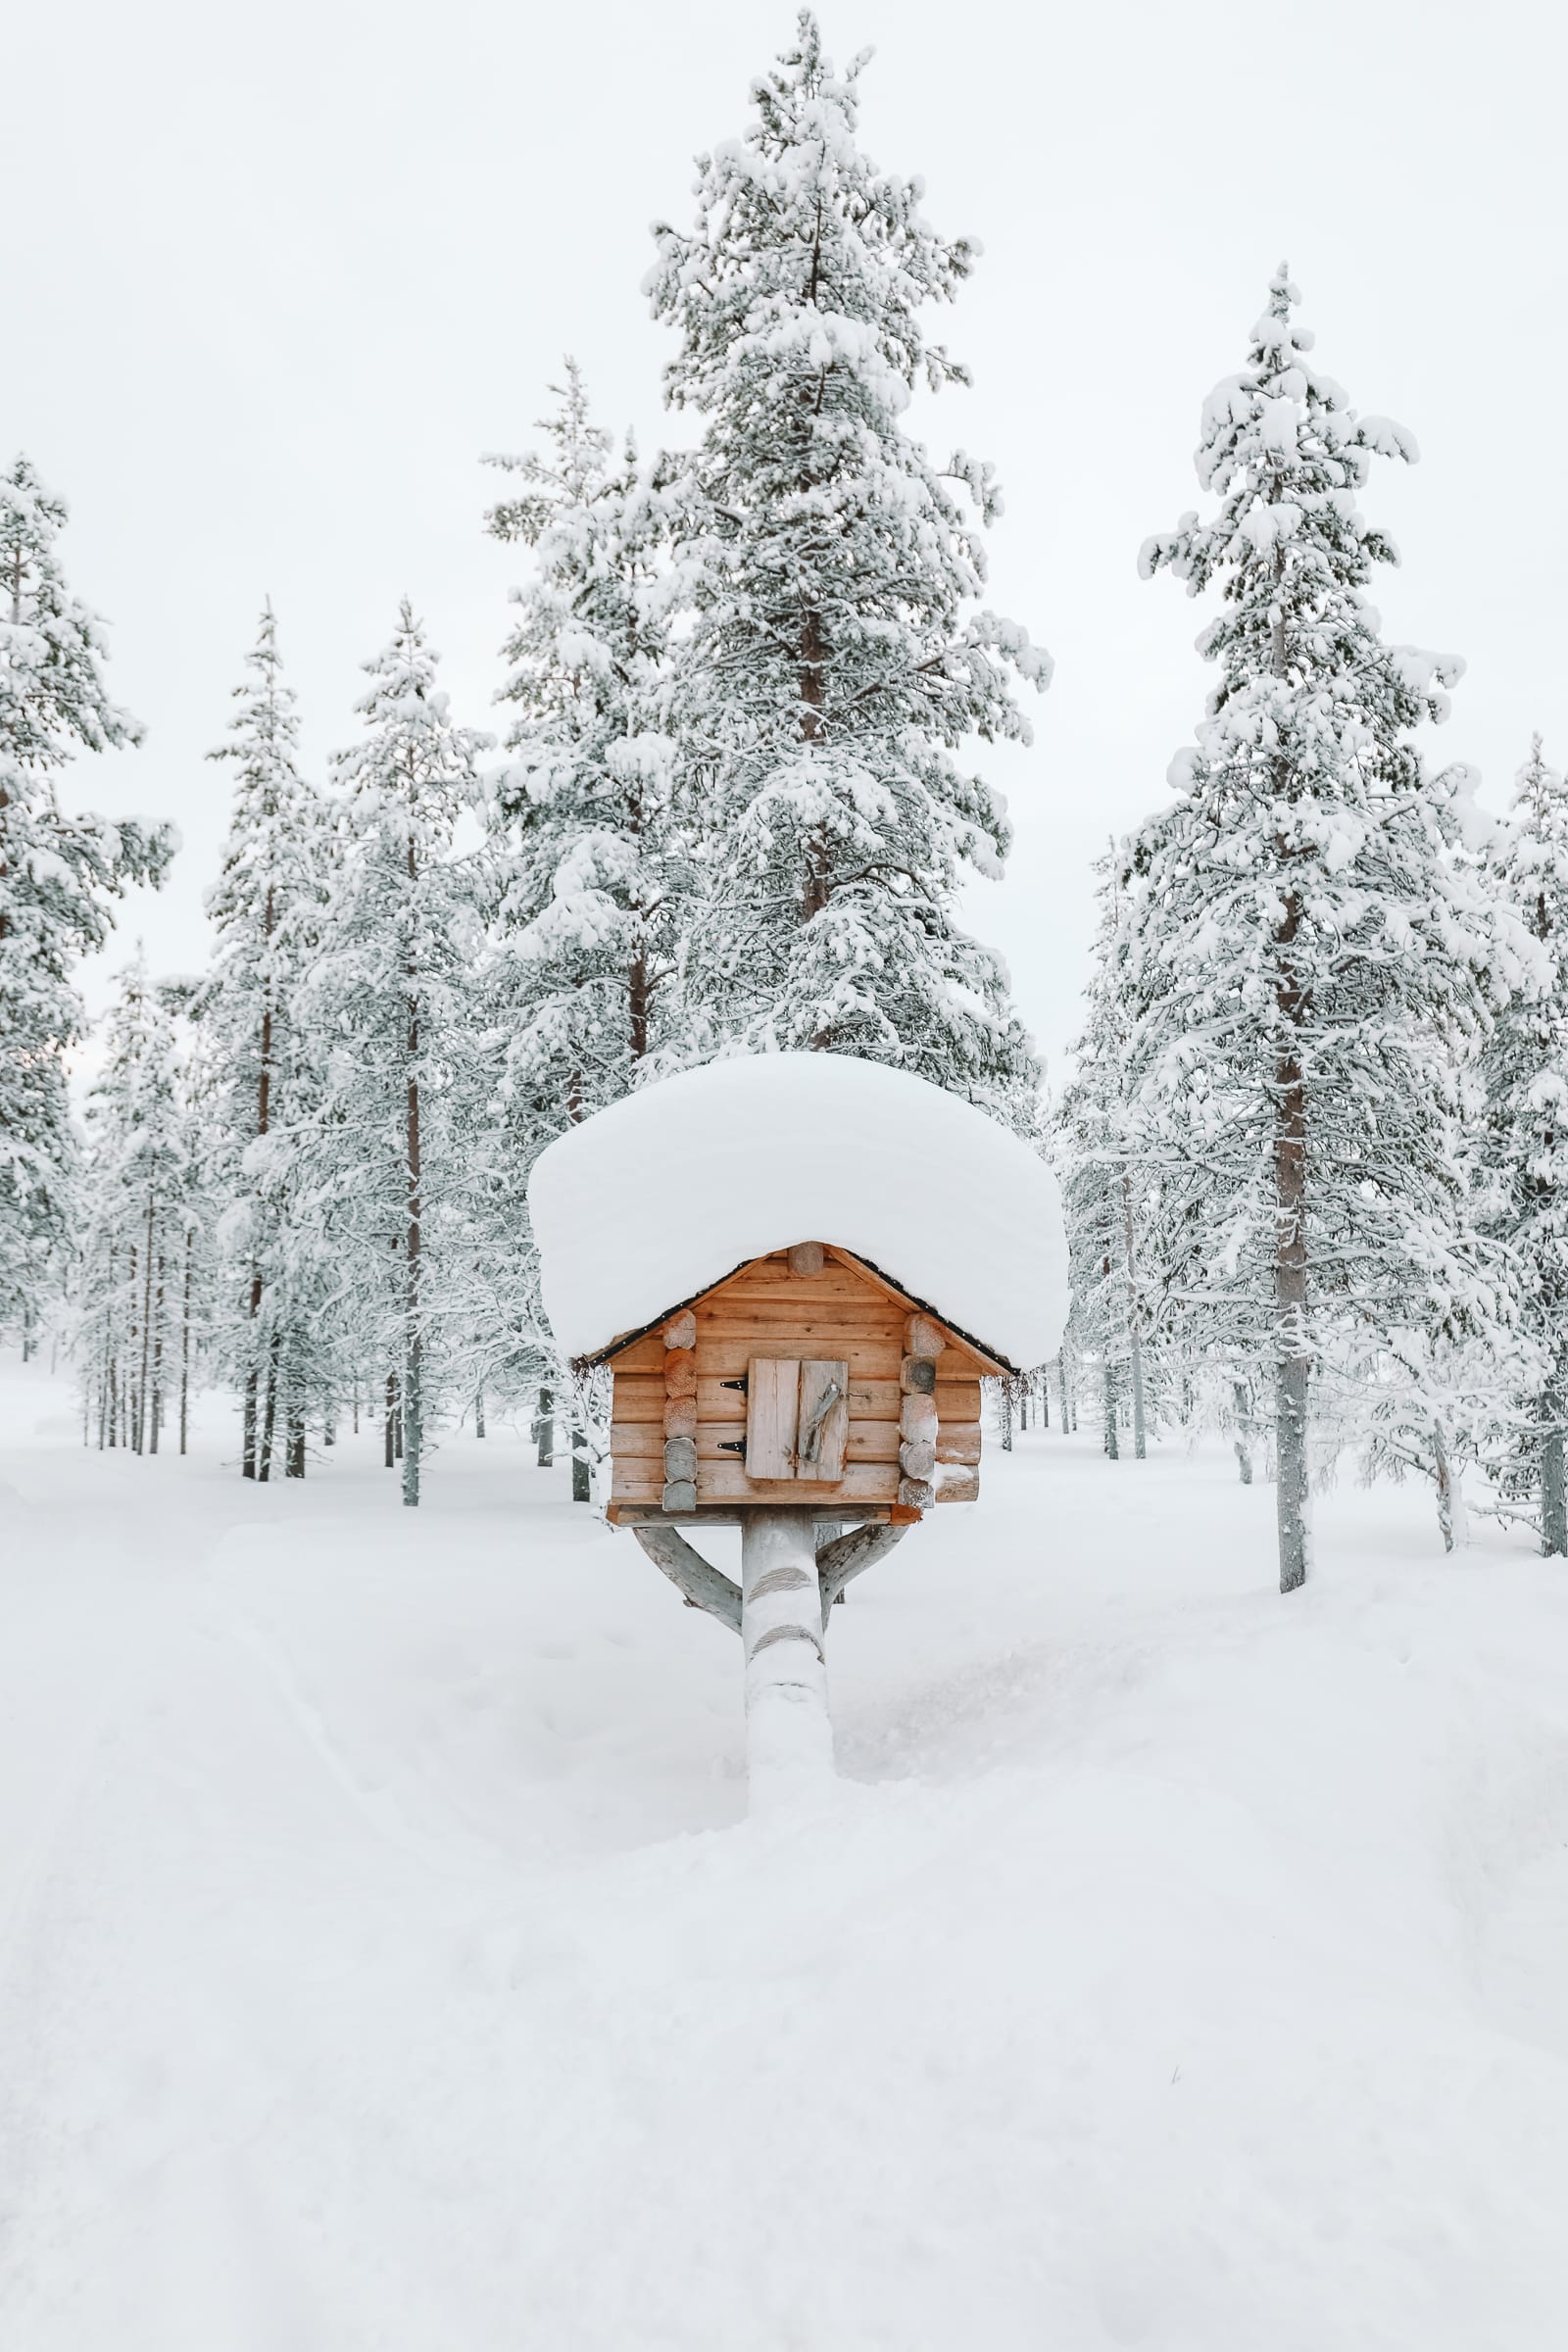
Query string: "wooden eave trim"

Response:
xmin=576 ymin=1242 xmax=1015 ymax=1379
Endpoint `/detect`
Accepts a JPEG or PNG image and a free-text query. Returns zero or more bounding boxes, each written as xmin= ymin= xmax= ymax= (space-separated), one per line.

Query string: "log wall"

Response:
xmin=606 ymin=1247 xmax=987 ymax=1513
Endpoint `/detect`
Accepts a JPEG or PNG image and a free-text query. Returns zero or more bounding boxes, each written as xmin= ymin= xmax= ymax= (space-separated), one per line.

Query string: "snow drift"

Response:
xmin=528 ymin=1054 xmax=1067 ymax=1368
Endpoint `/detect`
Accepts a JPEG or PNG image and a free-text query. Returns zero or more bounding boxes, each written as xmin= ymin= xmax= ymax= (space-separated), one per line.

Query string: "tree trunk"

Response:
xmin=570 ymin=1417 xmax=591 ymax=1502
xmin=1433 ymin=1428 xmax=1466 ymax=1554
xmin=403 ymin=954 xmax=422 ymax=1510
xmin=536 ymin=1386 xmax=554 ymax=1468
xmin=474 ymin=1386 xmax=485 ymax=1439
xmin=741 ymin=1509 xmax=833 ymax=1811
xmin=1121 ymin=1169 xmax=1148 ymax=1459
xmin=1102 ymin=1359 xmax=1119 ymax=1460
xmin=1274 ymin=988 xmax=1310 ymax=1591
xmin=258 ymin=1336 xmax=279 ymax=1481
xmin=1544 ymin=1384 xmax=1567 ymax=1558
xmin=385 ymin=1371 xmax=398 ymax=1469
xmin=136 ymin=1201 xmax=156 ymax=1456
xmin=1000 ymin=1379 xmax=1013 ymax=1452
xmin=179 ymin=1231 xmax=192 ymax=1456
xmin=149 ymin=1252 xmax=165 ymax=1455
xmin=1233 ymin=1381 xmax=1255 ymax=1487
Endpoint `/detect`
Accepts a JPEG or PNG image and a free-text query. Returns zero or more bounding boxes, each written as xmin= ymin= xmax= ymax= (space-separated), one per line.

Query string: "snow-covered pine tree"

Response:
xmin=1055 ymin=851 xmax=1150 ymax=1460
xmin=202 ymin=603 xmax=330 ymax=1478
xmin=471 ymin=366 xmax=691 ymax=1462
xmin=304 ymin=604 xmax=490 ymax=1506
xmin=646 ymin=12 xmax=1049 ymax=1117
xmin=1132 ymin=269 xmax=1537 ymax=1591
xmin=1479 ymin=735 xmax=1568 ymax=1554
xmin=0 ymin=455 xmax=171 ymax=1347
xmin=73 ymin=954 xmax=207 ymax=1453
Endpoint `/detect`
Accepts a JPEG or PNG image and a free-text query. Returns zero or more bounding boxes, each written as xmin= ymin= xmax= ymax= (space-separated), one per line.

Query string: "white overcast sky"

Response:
xmin=13 ymin=0 xmax=1565 ymax=1077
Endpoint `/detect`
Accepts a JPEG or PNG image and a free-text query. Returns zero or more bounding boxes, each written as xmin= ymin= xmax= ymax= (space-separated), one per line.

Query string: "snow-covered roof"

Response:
xmin=528 ymin=1054 xmax=1068 ymax=1371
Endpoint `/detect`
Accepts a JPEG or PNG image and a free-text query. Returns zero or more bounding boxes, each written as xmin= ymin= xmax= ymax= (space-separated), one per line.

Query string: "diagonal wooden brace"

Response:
xmin=815 ymin=1521 xmax=908 ymax=1628
xmin=632 ymin=1524 xmax=742 ymax=1634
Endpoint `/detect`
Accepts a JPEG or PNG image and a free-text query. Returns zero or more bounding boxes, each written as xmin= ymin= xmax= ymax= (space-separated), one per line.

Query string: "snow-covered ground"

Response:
xmin=2 ymin=1352 xmax=1567 ymax=2351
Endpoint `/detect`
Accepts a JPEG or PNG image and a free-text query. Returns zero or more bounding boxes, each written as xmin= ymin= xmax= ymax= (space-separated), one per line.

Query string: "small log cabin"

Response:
xmin=586 ymin=1239 xmax=1005 ymax=1524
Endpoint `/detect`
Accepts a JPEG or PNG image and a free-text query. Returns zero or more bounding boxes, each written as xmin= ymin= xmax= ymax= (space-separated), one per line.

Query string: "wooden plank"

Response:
xmin=700 ymin=1293 xmax=901 ymax=1324
xmin=796 ymin=1360 xmax=849 ymax=1480
xmin=607 ymin=1501 xmax=895 ymax=1528
xmin=697 ymin=1338 xmax=902 ymax=1381
xmin=695 ymin=1459 xmax=900 ymax=1504
xmin=611 ymin=1459 xmax=665 ymax=1502
xmin=610 ymin=1422 xmax=663 ymax=1458
xmin=745 ymin=1356 xmax=800 ymax=1481
xmin=695 ymin=1419 xmax=897 ymax=1463
xmin=606 ymin=1333 xmax=666 ymax=1372
xmin=612 ymin=1377 xmax=666 ymax=1422
xmin=935 ymin=1424 xmax=983 ymax=1466
xmin=934 ymin=1380 xmax=982 ymax=1422
xmin=710 ymin=1266 xmax=875 ymax=1302
xmin=696 ymin=1376 xmax=900 ymax=1424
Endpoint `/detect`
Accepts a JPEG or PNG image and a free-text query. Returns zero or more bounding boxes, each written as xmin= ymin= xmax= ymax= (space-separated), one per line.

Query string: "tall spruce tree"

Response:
xmin=202 ymin=603 xmax=328 ymax=1478
xmin=1480 ymin=735 xmax=1568 ymax=1554
xmin=0 ymin=455 xmax=171 ymax=1345
xmin=1056 ymin=852 xmax=1150 ymax=1460
xmin=477 ymin=366 xmax=690 ymax=1481
xmin=73 ymin=954 xmax=207 ymax=1454
xmin=304 ymin=604 xmax=489 ymax=1506
xmin=1132 ymin=269 xmax=1534 ymax=1591
xmin=646 ymin=11 xmax=1049 ymax=1116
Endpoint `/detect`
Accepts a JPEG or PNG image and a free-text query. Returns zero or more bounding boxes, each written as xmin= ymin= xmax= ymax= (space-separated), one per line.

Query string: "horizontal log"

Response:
xmin=693 ymin=1420 xmax=899 ymax=1464
xmin=898 ymin=1477 xmax=936 ymax=1510
xmin=695 ymin=1460 xmax=901 ymax=1504
xmin=663 ymin=1348 xmax=697 ymax=1398
xmin=905 ymin=1314 xmax=947 ymax=1360
xmin=935 ymin=1423 xmax=983 ymax=1466
xmin=901 ymin=1355 xmax=937 ymax=1395
xmin=612 ymin=1376 xmax=667 ymax=1422
xmin=610 ymin=1422 xmax=663 ymax=1458
xmin=786 ymin=1241 xmax=824 ymax=1276
xmin=662 ymin=1479 xmax=698 ymax=1513
xmin=935 ymin=1380 xmax=983 ymax=1423
xmin=663 ymin=1436 xmax=697 ymax=1482
xmin=698 ymin=1302 xmax=902 ymax=1337
xmin=710 ymin=1265 xmax=883 ymax=1301
xmin=663 ymin=1396 xmax=697 ymax=1440
xmin=900 ymin=1439 xmax=936 ymax=1478
xmin=935 ymin=1464 xmax=980 ymax=1504
xmin=606 ymin=1333 xmax=666 ymax=1372
xmin=697 ymin=1339 xmax=902 ymax=1382
xmin=662 ymin=1309 xmax=697 ymax=1350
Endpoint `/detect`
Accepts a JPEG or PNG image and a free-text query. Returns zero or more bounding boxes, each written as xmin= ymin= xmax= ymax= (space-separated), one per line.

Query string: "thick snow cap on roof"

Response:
xmin=529 ymin=1054 xmax=1068 ymax=1371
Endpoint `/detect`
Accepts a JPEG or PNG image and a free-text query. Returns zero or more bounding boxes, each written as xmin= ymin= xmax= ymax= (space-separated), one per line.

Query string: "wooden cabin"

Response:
xmin=587 ymin=1240 xmax=1005 ymax=1525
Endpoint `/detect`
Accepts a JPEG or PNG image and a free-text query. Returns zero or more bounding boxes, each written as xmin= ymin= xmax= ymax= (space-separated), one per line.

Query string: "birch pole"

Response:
xmin=740 ymin=1510 xmax=833 ymax=1809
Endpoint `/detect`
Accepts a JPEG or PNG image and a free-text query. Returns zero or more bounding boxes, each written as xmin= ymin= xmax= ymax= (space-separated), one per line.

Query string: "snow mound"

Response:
xmin=529 ymin=1054 xmax=1067 ymax=1368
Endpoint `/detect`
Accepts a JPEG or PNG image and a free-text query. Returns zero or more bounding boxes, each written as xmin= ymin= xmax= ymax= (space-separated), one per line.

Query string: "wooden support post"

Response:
xmin=741 ymin=1510 xmax=833 ymax=1809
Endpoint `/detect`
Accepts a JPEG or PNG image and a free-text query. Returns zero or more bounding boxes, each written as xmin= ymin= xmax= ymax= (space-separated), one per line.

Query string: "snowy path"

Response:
xmin=3 ymin=1357 xmax=1568 ymax=2349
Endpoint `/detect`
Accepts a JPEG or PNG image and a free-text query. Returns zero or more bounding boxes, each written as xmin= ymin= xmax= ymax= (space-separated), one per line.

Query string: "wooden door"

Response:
xmin=742 ymin=1355 xmax=848 ymax=1484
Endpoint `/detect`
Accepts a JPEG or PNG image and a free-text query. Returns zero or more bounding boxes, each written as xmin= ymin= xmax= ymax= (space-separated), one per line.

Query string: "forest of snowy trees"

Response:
xmin=3 ymin=16 xmax=1565 ymax=1594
